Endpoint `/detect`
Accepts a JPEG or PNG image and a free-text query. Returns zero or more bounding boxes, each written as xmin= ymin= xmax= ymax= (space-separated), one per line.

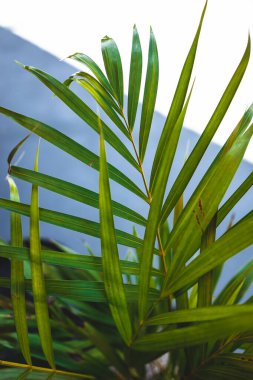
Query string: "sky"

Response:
xmin=0 ymin=0 xmax=253 ymax=162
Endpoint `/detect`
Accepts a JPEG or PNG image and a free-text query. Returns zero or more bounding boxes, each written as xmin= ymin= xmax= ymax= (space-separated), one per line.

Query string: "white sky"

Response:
xmin=1 ymin=0 xmax=253 ymax=162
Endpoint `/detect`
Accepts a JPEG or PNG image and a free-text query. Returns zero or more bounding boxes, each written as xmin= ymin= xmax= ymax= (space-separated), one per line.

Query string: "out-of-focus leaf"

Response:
xmin=84 ymin=322 xmax=127 ymax=374
xmin=196 ymin=354 xmax=253 ymax=380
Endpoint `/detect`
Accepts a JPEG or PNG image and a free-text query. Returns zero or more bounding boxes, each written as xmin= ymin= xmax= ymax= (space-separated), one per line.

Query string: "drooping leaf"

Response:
xmin=139 ymin=27 xmax=159 ymax=162
xmin=99 ymin=119 xmax=132 ymax=345
xmin=128 ymin=25 xmax=142 ymax=130
xmin=29 ymin=144 xmax=55 ymax=368
xmin=7 ymin=133 xmax=31 ymax=172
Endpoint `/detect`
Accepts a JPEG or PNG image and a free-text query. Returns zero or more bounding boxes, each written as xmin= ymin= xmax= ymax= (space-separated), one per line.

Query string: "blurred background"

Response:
xmin=0 ymin=0 xmax=252 ymax=291
xmin=0 ymin=0 xmax=253 ymax=161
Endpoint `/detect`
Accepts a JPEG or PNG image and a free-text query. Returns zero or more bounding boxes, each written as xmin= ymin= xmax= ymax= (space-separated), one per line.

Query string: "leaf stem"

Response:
xmin=121 ymin=112 xmax=167 ymax=274
xmin=0 ymin=360 xmax=93 ymax=379
xmin=129 ymin=132 xmax=152 ymax=204
xmin=157 ymin=229 xmax=167 ymax=274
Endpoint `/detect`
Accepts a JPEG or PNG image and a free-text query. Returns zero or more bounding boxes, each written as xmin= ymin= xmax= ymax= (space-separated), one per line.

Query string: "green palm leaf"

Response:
xmin=29 ymin=146 xmax=55 ymax=368
xmin=138 ymin=90 xmax=193 ymax=322
xmin=150 ymin=0 xmax=207 ymax=192
xmin=166 ymin=211 xmax=253 ymax=295
xmin=139 ymin=27 xmax=159 ymax=162
xmin=217 ymin=170 xmax=253 ymax=225
xmin=67 ymin=52 xmax=113 ymax=95
xmin=0 ymin=278 xmax=159 ymax=304
xmin=10 ymin=166 xmax=146 ymax=226
xmin=64 ymin=72 xmax=121 ymax=114
xmin=160 ymin=35 xmax=251 ymax=224
xmin=0 ymin=199 xmax=149 ymax=250
xmin=101 ymin=36 xmax=124 ymax=106
xmin=133 ymin=312 xmax=253 ymax=352
xmin=0 ymin=4 xmax=252 ymax=378
xmin=0 ymin=107 xmax=147 ymax=201
xmin=99 ymin=119 xmax=132 ymax=345
xmin=68 ymin=75 xmax=128 ymax=137
xmin=215 ymin=259 xmax=253 ymax=305
xmin=16 ymin=62 xmax=137 ymax=170
xmin=128 ymin=25 xmax=142 ymax=130
xmin=162 ymin=121 xmax=253 ymax=289
xmin=145 ymin=304 xmax=253 ymax=326
xmin=0 ymin=245 xmax=162 ymax=278
xmin=7 ymin=177 xmax=31 ymax=365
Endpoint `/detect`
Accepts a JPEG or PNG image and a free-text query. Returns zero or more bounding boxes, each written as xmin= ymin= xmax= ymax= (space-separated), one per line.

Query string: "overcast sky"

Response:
xmin=1 ymin=0 xmax=253 ymax=162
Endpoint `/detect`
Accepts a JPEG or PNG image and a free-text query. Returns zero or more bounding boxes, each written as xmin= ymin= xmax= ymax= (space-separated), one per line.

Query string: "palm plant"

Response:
xmin=0 ymin=1 xmax=253 ymax=379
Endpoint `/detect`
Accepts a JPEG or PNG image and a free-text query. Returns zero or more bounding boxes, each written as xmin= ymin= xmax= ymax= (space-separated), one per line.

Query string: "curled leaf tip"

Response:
xmin=7 ymin=133 xmax=31 ymax=173
xmin=15 ymin=60 xmax=27 ymax=69
xmin=102 ymin=35 xmax=111 ymax=42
